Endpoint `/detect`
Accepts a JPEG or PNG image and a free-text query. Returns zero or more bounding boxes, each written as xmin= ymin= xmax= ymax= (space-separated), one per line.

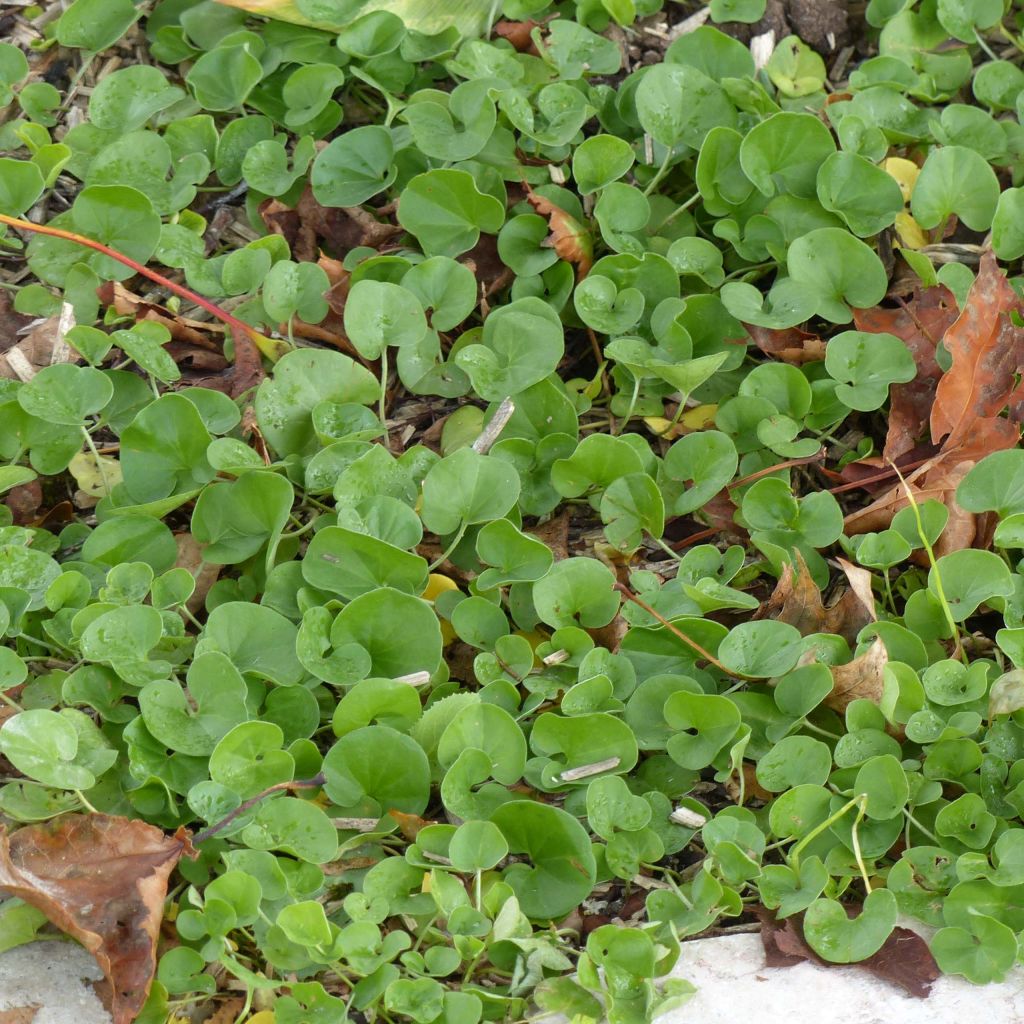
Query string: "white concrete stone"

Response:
xmin=0 ymin=942 xmax=111 ymax=1024
xmin=667 ymin=932 xmax=1024 ymax=1024
xmin=4 ymin=931 xmax=1024 ymax=1024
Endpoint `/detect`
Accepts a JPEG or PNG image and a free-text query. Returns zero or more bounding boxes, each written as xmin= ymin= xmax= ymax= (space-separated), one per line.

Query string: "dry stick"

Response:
xmin=0 ymin=213 xmax=290 ymax=363
xmin=825 ymin=456 xmax=932 ymax=497
xmin=191 ymin=773 xmax=326 ymax=845
xmin=613 ymin=582 xmax=757 ymax=680
xmin=726 ymin=448 xmax=825 ymax=491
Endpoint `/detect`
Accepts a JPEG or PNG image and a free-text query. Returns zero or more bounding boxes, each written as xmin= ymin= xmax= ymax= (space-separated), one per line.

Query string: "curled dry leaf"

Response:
xmin=525 ymin=186 xmax=593 ymax=279
xmin=745 ymin=323 xmax=827 ymax=365
xmin=930 ymin=251 xmax=1024 ymax=448
xmin=99 ymin=282 xmax=224 ymax=352
xmin=493 ymin=19 xmax=541 ymax=53
xmin=0 ymin=814 xmax=193 ymax=1024
xmin=824 ymin=636 xmax=888 ymax=713
xmin=852 ymin=285 xmax=958 ymax=461
xmin=757 ymin=550 xmax=875 ymax=644
xmin=261 ymin=190 xmax=401 ymax=264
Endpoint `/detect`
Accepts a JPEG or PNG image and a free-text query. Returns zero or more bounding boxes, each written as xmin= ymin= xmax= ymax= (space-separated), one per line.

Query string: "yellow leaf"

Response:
xmin=245 ymin=1013 xmax=276 ymax=1024
xmin=68 ymin=450 xmax=122 ymax=498
xmin=422 ymin=574 xmax=459 ymax=645
xmin=882 ymin=157 xmax=920 ymax=204
xmin=422 ymin=574 xmax=459 ymax=602
xmin=681 ymin=404 xmax=718 ymax=430
xmin=895 ymin=211 xmax=928 ymax=250
xmin=213 ymin=0 xmax=495 ymax=37
xmin=644 ymin=404 xmax=718 ymax=439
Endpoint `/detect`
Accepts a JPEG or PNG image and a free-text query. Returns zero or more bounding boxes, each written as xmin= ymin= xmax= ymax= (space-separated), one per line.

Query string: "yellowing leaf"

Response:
xmin=422 ymin=574 xmax=459 ymax=602
xmin=883 ymin=157 xmax=920 ymax=203
xmin=681 ymin=404 xmax=719 ymax=430
xmin=895 ymin=212 xmax=928 ymax=250
xmin=213 ymin=0 xmax=495 ymax=37
xmin=68 ymin=450 xmax=123 ymax=498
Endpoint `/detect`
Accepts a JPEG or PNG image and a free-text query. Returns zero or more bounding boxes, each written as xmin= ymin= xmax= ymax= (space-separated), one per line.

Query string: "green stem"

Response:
xmin=642 ymin=147 xmax=675 ymax=197
xmin=379 ymin=347 xmax=390 ymax=448
xmin=656 ymin=191 xmax=701 ymax=229
xmin=80 ymin=425 xmax=112 ymax=496
xmin=890 ymin=462 xmax=965 ymax=662
xmin=429 ymin=522 xmax=468 ymax=572
xmin=0 ymin=213 xmax=288 ymax=362
xmin=615 ymin=375 xmax=641 ymax=435
xmin=788 ymin=794 xmax=862 ymax=873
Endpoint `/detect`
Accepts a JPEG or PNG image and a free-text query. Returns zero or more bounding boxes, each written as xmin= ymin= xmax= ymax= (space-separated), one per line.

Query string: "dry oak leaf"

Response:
xmin=824 ymin=636 xmax=888 ymax=713
xmin=0 ymin=814 xmax=193 ymax=1024
xmin=756 ymin=550 xmax=875 ymax=645
xmin=852 ymin=284 xmax=957 ymax=461
xmin=930 ymin=251 xmax=1024 ymax=448
xmin=524 ymin=186 xmax=593 ymax=279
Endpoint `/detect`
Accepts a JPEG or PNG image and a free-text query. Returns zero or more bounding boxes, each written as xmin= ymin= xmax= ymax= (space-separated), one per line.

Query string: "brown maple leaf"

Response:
xmin=757 ymin=550 xmax=875 ymax=645
xmin=930 ymin=251 xmax=1024 ymax=448
xmin=0 ymin=814 xmax=193 ymax=1024
xmin=524 ymin=186 xmax=593 ymax=279
xmin=825 ymin=636 xmax=888 ymax=713
xmin=852 ymin=285 xmax=958 ymax=460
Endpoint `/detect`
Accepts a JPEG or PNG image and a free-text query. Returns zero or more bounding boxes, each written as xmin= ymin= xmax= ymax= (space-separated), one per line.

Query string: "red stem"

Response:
xmin=0 ymin=212 xmax=290 ymax=362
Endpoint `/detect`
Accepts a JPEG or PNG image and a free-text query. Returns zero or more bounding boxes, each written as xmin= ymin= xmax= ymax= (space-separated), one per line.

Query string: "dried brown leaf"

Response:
xmin=0 ymin=815 xmax=192 ymax=1024
xmin=825 ymin=636 xmax=888 ymax=713
xmin=852 ymin=285 xmax=957 ymax=460
xmin=757 ymin=551 xmax=874 ymax=645
xmin=930 ymin=252 xmax=1024 ymax=448
xmin=756 ymin=906 xmax=939 ymax=998
xmin=493 ymin=19 xmax=541 ymax=52
xmin=0 ymin=313 xmax=76 ymax=381
xmin=99 ymin=282 xmax=224 ymax=352
xmin=525 ymin=187 xmax=593 ymax=278
xmin=745 ymin=323 xmax=827 ymax=365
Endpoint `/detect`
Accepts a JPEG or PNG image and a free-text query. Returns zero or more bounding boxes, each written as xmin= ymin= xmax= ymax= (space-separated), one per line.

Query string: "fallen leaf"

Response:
xmin=0 ymin=312 xmax=77 ymax=381
xmin=99 ymin=282 xmax=225 ymax=352
xmin=174 ymin=532 xmax=221 ymax=615
xmin=0 ymin=290 xmax=34 ymax=351
xmin=0 ymin=814 xmax=193 ymax=1024
xmin=745 ymin=323 xmax=827 ymax=365
xmin=852 ymin=285 xmax=958 ymax=460
xmin=213 ymin=0 xmax=497 ymax=36
xmin=825 ymin=636 xmax=888 ymax=713
xmin=756 ymin=905 xmax=939 ymax=998
xmin=525 ymin=186 xmax=593 ymax=279
xmin=527 ymin=508 xmax=571 ymax=563
xmin=493 ymin=19 xmax=541 ymax=53
xmin=756 ymin=551 xmax=875 ymax=645
xmin=387 ymin=810 xmax=435 ymax=842
xmin=843 ymin=429 xmax=1016 ymax=547
xmin=228 ymin=325 xmax=265 ymax=399
xmin=930 ymin=251 xmax=1024 ymax=448
xmin=261 ymin=190 xmax=401 ymax=263
xmin=3 ymin=480 xmax=42 ymax=526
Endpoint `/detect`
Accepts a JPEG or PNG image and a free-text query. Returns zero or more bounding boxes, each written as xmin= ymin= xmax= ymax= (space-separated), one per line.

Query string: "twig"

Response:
xmin=0 ymin=213 xmax=290 ymax=363
xmin=560 ymin=757 xmax=620 ymax=782
xmin=727 ymin=449 xmax=825 ymax=491
xmin=614 ymin=582 xmax=757 ymax=679
xmin=191 ymin=773 xmax=325 ymax=844
xmin=473 ymin=397 xmax=516 ymax=454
